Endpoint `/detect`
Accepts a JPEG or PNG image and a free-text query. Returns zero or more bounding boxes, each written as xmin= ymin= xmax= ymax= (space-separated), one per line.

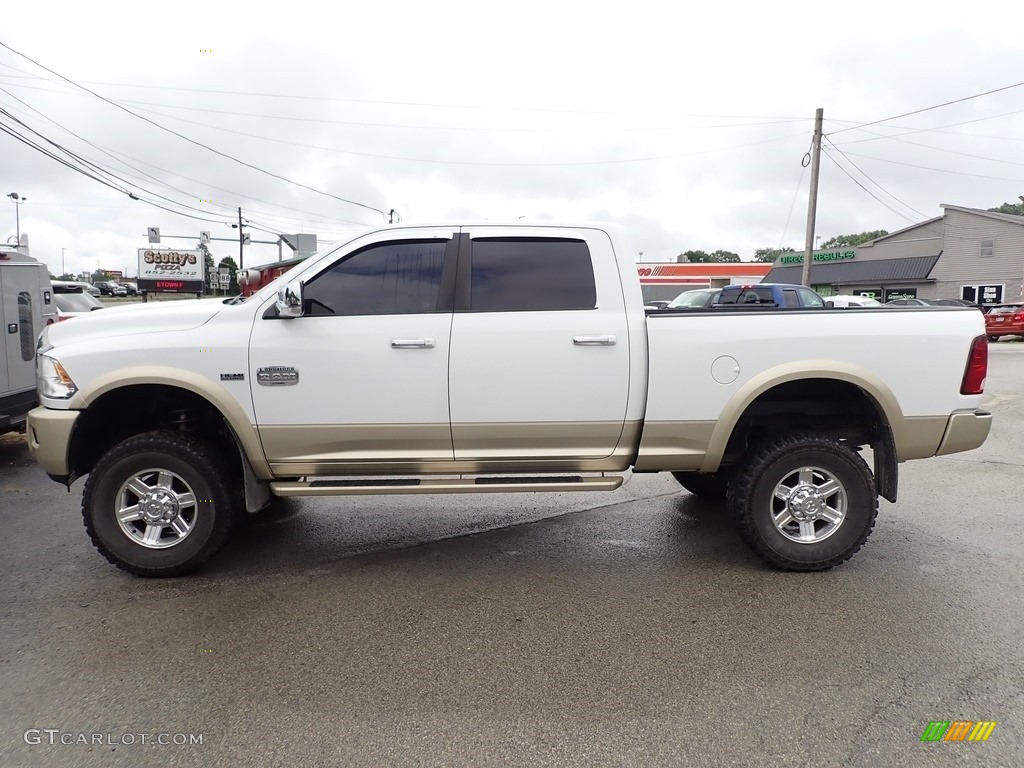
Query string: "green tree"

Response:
xmin=90 ymin=270 xmax=107 ymax=284
xmin=57 ymin=273 xmax=76 ymax=281
xmin=217 ymin=256 xmax=239 ymax=295
xmin=988 ymin=202 xmax=1024 ymax=216
xmin=819 ymin=230 xmax=889 ymax=249
xmin=709 ymin=249 xmax=741 ymax=263
xmin=677 ymin=250 xmax=709 ymax=263
xmin=753 ymin=247 xmax=795 ymax=263
xmin=677 ymin=249 xmax=741 ymax=263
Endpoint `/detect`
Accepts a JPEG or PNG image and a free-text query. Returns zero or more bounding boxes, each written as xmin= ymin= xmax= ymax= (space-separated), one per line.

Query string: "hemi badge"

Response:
xmin=257 ymin=366 xmax=299 ymax=386
xmin=220 ymin=373 xmax=244 ymax=381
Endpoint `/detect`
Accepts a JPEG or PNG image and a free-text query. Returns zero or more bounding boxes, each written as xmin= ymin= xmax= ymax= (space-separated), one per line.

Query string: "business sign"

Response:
xmin=779 ymin=250 xmax=856 ymax=265
xmin=137 ymin=248 xmax=204 ymax=294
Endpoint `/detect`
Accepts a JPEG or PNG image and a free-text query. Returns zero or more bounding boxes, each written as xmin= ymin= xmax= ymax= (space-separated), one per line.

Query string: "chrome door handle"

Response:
xmin=390 ymin=338 xmax=436 ymax=349
xmin=572 ymin=335 xmax=617 ymax=346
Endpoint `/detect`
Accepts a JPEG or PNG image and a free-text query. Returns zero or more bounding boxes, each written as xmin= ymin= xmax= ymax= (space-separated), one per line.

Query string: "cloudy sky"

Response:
xmin=3 ymin=0 xmax=1024 ymax=278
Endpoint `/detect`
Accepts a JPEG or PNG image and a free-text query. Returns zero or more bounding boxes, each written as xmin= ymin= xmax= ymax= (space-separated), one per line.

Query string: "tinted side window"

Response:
xmin=17 ymin=292 xmax=33 ymax=361
xmin=798 ymin=288 xmax=825 ymax=307
xmin=719 ymin=287 xmax=774 ymax=305
xmin=469 ymin=239 xmax=596 ymax=311
xmin=782 ymin=289 xmax=800 ymax=308
xmin=304 ymin=240 xmax=446 ymax=316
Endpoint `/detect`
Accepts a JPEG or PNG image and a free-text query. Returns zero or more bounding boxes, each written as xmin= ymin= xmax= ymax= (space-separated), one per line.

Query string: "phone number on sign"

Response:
xmin=24 ymin=729 xmax=203 ymax=746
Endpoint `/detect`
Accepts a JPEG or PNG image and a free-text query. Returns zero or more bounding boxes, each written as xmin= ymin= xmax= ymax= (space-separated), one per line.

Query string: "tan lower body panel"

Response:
xmin=263 ymin=420 xmax=640 ymax=476
xmin=894 ymin=415 xmax=953 ymax=461
xmin=934 ymin=410 xmax=992 ymax=456
xmin=631 ymin=420 xmax=716 ymax=472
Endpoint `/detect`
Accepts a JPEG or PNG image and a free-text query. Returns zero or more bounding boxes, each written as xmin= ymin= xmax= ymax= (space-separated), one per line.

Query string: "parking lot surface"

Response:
xmin=1 ymin=345 xmax=1022 ymax=767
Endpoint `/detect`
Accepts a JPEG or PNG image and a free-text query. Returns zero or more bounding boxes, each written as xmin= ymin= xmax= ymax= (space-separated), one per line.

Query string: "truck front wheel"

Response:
xmin=82 ymin=431 xmax=237 ymax=577
xmin=727 ymin=432 xmax=877 ymax=571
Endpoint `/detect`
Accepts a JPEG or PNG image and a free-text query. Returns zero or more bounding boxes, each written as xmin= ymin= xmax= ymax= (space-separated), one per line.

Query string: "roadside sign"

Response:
xmin=200 ymin=231 xmax=210 ymax=245
xmin=147 ymin=227 xmax=160 ymax=244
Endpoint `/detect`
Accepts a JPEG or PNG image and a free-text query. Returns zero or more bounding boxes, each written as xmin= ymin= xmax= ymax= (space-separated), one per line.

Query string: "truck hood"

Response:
xmin=44 ymin=298 xmax=228 ymax=347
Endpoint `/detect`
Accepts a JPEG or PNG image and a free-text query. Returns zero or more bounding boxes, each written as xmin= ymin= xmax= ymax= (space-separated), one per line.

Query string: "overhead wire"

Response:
xmin=827 ymin=80 xmax=1024 ymax=136
xmin=0 ymin=40 xmax=390 ymax=220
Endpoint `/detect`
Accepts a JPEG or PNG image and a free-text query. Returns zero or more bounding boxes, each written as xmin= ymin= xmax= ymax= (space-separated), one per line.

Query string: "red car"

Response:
xmin=984 ymin=303 xmax=1024 ymax=341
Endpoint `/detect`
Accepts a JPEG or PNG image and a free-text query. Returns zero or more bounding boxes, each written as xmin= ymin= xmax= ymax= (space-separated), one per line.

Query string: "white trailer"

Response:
xmin=0 ymin=248 xmax=56 ymax=434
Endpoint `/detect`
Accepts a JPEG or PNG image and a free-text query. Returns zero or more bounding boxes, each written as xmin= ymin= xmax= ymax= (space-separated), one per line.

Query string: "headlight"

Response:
xmin=37 ymin=354 xmax=78 ymax=399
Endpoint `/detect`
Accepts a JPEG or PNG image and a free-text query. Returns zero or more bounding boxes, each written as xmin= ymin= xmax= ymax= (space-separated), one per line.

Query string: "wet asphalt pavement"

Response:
xmin=1 ymin=345 xmax=1022 ymax=767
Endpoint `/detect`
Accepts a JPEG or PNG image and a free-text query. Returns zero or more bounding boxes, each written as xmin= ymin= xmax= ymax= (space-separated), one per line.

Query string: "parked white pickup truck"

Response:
xmin=26 ymin=223 xmax=992 ymax=576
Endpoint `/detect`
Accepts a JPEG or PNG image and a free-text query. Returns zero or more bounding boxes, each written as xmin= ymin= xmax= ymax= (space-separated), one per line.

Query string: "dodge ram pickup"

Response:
xmin=25 ymin=222 xmax=993 ymax=576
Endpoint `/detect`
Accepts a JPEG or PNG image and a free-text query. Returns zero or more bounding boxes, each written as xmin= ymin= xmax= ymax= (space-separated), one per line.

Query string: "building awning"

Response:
xmin=764 ymin=254 xmax=940 ymax=285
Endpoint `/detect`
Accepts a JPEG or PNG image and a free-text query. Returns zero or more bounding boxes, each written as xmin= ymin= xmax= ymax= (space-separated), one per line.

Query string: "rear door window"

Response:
xmin=467 ymin=238 xmax=596 ymax=311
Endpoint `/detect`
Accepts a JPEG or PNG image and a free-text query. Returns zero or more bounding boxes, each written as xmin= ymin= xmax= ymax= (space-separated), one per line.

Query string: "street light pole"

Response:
xmin=7 ymin=192 xmax=27 ymax=244
xmin=62 ymin=248 xmax=68 ymax=276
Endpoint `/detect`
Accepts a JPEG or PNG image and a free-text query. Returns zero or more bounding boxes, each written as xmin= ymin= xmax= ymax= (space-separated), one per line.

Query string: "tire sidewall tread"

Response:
xmin=82 ymin=431 xmax=237 ymax=577
xmin=726 ymin=431 xmax=878 ymax=571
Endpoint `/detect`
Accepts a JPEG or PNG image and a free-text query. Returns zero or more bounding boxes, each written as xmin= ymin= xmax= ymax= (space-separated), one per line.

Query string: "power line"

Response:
xmin=841 ymin=151 xmax=1024 ymax=183
xmin=123 ymin=100 xmax=809 ymax=167
xmin=822 ymin=137 xmax=929 ymax=220
xmin=0 ymin=79 xmax=808 ymax=134
xmin=0 ymin=40 xmax=389 ymax=220
xmin=0 ymin=67 xmax=809 ymax=121
xmin=827 ymin=80 xmax=1024 ymax=136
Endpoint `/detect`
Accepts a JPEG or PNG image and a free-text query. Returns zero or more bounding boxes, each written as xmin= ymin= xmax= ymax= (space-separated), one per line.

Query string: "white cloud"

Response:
xmin=3 ymin=0 xmax=1024 ymax=272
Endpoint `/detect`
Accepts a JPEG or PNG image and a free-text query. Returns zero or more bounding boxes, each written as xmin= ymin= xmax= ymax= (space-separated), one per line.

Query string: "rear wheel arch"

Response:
xmin=700 ymin=368 xmax=901 ymax=475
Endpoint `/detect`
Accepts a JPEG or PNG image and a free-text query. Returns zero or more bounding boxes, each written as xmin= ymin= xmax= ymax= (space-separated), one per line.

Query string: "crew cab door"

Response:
xmin=248 ymin=229 xmax=458 ymax=474
xmin=448 ymin=227 xmax=630 ymax=463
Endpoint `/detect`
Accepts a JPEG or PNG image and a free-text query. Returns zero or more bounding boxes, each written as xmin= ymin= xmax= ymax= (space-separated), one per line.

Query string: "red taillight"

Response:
xmin=960 ymin=335 xmax=988 ymax=395
xmin=1015 ymin=310 xmax=1024 ymax=322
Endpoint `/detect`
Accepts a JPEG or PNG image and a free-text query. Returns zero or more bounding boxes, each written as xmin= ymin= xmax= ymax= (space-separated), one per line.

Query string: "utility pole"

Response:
xmin=801 ymin=108 xmax=824 ymax=288
xmin=236 ymin=207 xmax=244 ymax=270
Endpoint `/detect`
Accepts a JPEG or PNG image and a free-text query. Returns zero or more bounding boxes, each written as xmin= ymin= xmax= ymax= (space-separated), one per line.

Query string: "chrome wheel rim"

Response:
xmin=115 ymin=469 xmax=198 ymax=549
xmin=770 ymin=466 xmax=846 ymax=544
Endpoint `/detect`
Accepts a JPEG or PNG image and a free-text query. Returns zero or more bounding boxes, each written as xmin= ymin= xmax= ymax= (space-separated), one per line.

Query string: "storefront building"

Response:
xmin=636 ymin=262 xmax=772 ymax=304
xmin=764 ymin=205 xmax=1024 ymax=305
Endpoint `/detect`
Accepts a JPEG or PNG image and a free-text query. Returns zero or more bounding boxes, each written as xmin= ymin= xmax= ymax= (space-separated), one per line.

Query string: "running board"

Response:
xmin=270 ymin=475 xmax=624 ymax=496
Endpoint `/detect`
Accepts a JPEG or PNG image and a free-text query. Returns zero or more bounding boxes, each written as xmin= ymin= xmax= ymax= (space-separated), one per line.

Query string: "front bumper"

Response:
xmin=25 ymin=407 xmax=80 ymax=478
xmin=935 ymin=409 xmax=992 ymax=456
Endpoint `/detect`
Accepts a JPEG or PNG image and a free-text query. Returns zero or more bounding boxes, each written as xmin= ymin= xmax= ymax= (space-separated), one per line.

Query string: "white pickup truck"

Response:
xmin=25 ymin=222 xmax=992 ymax=576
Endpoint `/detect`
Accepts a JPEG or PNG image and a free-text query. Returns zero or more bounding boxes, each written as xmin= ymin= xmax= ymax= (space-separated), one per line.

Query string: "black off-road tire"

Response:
xmin=671 ymin=471 xmax=729 ymax=501
xmin=82 ymin=431 xmax=239 ymax=577
xmin=726 ymin=432 xmax=878 ymax=571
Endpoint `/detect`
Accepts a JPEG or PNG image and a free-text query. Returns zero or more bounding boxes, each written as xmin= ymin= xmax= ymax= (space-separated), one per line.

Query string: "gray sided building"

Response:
xmin=765 ymin=204 xmax=1024 ymax=305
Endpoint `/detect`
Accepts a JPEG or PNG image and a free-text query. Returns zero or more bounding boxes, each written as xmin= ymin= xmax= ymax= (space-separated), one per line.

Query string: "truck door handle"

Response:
xmin=390 ymin=338 xmax=436 ymax=349
xmin=572 ymin=335 xmax=617 ymax=346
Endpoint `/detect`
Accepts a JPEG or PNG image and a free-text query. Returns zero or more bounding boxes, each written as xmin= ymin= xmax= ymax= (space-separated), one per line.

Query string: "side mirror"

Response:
xmin=276 ymin=281 xmax=304 ymax=318
xmin=825 ymin=300 xmax=834 ymax=308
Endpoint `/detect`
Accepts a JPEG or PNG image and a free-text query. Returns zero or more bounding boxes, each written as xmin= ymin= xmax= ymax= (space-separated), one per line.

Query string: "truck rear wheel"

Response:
xmin=726 ymin=432 xmax=877 ymax=571
xmin=671 ymin=471 xmax=728 ymax=500
xmin=82 ymin=431 xmax=237 ymax=577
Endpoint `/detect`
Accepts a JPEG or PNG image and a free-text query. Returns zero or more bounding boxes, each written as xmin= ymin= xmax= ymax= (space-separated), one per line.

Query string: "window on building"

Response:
xmin=962 ymin=284 xmax=1004 ymax=305
xmin=468 ymin=238 xmax=596 ymax=312
xmin=980 ymin=239 xmax=994 ymax=258
xmin=303 ymin=239 xmax=448 ymax=316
